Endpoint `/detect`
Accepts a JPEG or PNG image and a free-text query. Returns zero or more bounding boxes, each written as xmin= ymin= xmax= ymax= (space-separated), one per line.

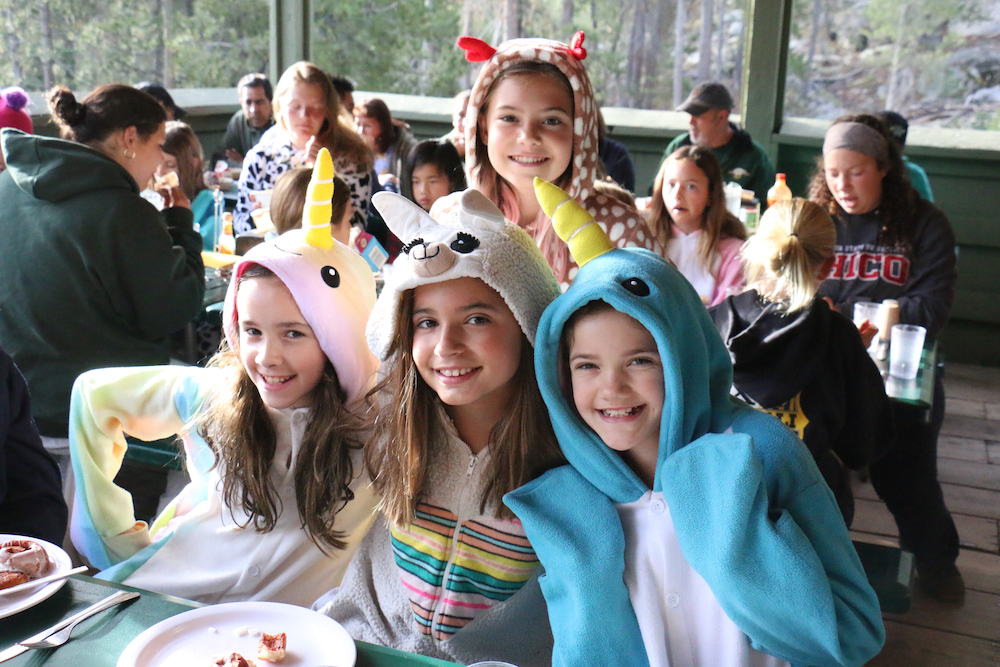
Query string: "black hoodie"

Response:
xmin=710 ymin=289 xmax=895 ymax=524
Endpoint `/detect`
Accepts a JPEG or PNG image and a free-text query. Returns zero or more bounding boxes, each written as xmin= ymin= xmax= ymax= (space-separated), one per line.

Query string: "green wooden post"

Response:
xmin=740 ymin=0 xmax=793 ymax=163
xmin=270 ymin=0 xmax=312 ymax=77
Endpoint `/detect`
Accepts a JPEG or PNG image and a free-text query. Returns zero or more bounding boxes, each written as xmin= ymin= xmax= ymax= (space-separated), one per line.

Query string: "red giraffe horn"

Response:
xmin=569 ymin=31 xmax=587 ymax=60
xmin=457 ymin=36 xmax=497 ymax=62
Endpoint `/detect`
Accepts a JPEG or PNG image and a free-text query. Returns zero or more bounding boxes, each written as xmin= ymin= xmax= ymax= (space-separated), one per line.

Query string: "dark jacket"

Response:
xmin=0 ymin=129 xmax=205 ymax=437
xmin=0 ymin=345 xmax=67 ymax=544
xmin=816 ymin=198 xmax=955 ymax=338
xmin=710 ymin=290 xmax=895 ymax=524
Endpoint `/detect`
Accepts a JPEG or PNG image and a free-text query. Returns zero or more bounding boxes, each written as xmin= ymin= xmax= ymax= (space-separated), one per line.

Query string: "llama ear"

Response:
xmin=457 ymin=36 xmax=497 ymax=62
xmin=569 ymin=31 xmax=587 ymax=60
xmin=372 ymin=191 xmax=437 ymax=244
xmin=457 ymin=189 xmax=505 ymax=233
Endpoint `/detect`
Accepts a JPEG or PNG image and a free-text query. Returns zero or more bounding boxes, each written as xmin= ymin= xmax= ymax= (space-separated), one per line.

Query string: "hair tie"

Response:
xmin=789 ymin=233 xmax=799 ymax=238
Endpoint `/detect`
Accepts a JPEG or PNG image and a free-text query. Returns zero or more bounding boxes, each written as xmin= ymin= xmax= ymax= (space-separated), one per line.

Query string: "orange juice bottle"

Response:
xmin=767 ymin=173 xmax=792 ymax=207
xmin=218 ymin=214 xmax=236 ymax=254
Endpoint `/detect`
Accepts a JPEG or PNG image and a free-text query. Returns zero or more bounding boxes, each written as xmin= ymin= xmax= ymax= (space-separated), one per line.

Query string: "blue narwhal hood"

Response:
xmin=534 ymin=244 xmax=741 ymax=503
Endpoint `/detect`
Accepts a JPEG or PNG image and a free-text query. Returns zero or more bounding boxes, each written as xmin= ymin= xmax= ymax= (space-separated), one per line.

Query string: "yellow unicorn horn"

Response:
xmin=303 ymin=147 xmax=335 ymax=249
xmin=534 ymin=177 xmax=612 ymax=268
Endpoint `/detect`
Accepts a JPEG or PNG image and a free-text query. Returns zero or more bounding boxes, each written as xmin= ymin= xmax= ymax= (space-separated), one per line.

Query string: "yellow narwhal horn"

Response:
xmin=534 ymin=177 xmax=612 ymax=268
xmin=303 ymin=147 xmax=335 ymax=249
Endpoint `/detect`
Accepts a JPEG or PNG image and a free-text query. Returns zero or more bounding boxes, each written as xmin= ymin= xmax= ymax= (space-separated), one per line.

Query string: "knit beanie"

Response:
xmin=0 ymin=87 xmax=32 ymax=134
xmin=366 ymin=189 xmax=561 ymax=360
xmin=223 ymin=148 xmax=379 ymax=404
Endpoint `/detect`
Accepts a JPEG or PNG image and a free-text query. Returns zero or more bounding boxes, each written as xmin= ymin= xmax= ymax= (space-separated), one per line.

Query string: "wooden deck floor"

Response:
xmin=852 ymin=363 xmax=1000 ymax=666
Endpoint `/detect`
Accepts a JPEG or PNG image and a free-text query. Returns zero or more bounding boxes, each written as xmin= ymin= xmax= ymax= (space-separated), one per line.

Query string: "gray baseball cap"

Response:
xmin=677 ymin=82 xmax=733 ymax=115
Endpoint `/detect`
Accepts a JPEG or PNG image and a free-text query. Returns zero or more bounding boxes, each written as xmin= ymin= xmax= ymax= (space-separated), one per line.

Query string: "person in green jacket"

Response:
xmin=878 ymin=110 xmax=934 ymax=202
xmin=662 ymin=82 xmax=776 ymax=207
xmin=0 ymin=84 xmax=205 ymax=457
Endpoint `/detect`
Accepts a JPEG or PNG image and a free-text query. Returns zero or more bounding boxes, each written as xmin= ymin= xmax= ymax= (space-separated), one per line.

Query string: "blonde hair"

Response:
xmin=364 ymin=290 xmax=564 ymax=526
xmin=271 ymin=167 xmax=350 ymax=237
xmin=741 ymin=198 xmax=836 ymax=313
xmin=272 ymin=62 xmax=373 ymax=171
xmin=646 ymin=146 xmax=747 ymax=264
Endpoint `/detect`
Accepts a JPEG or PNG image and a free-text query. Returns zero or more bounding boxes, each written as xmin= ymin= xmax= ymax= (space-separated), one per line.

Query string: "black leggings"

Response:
xmin=869 ymin=371 xmax=960 ymax=567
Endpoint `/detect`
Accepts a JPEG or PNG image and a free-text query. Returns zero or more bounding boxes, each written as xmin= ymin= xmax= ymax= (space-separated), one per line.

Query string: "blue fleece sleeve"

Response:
xmin=662 ymin=429 xmax=885 ymax=667
xmin=505 ymin=466 xmax=650 ymax=667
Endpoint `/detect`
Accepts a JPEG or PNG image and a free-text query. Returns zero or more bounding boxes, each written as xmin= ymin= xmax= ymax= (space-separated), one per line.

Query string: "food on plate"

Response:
xmin=211 ymin=653 xmax=256 ymax=667
xmin=257 ymin=632 xmax=287 ymax=662
xmin=0 ymin=539 xmax=51 ymax=578
xmin=0 ymin=570 xmax=30 ymax=590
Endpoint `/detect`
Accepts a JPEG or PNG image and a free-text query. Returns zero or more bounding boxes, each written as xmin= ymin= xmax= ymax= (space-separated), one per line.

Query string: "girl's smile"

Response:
xmin=411 ymin=277 xmax=523 ymax=435
xmin=481 ymin=72 xmax=574 ymax=219
xmin=569 ymin=308 xmax=664 ymax=487
xmin=237 ymin=275 xmax=327 ymax=410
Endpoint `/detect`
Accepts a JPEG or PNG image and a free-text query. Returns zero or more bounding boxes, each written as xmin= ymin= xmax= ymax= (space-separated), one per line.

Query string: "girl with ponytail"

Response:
xmin=708 ymin=198 xmax=893 ymax=525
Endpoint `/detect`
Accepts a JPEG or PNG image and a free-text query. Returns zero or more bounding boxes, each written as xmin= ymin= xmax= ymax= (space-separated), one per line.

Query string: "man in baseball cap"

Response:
xmin=663 ymin=82 xmax=775 ymax=207
xmin=136 ymin=82 xmax=186 ymax=120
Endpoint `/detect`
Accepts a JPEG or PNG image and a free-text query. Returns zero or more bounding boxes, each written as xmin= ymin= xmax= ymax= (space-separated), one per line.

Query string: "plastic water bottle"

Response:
xmin=724 ymin=182 xmax=743 ymax=217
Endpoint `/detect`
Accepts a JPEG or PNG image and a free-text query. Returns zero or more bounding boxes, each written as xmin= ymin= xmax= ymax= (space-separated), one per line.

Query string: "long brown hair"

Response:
xmin=807 ymin=113 xmax=917 ymax=248
xmin=196 ymin=266 xmax=369 ymax=552
xmin=472 ymin=61 xmax=575 ymax=220
xmin=647 ymin=145 xmax=747 ymax=265
xmin=365 ymin=289 xmax=564 ymax=526
xmin=272 ymin=62 xmax=373 ymax=171
xmin=162 ymin=121 xmax=206 ymax=201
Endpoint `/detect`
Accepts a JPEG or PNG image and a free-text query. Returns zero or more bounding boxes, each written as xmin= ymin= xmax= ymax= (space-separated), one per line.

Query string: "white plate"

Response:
xmin=117 ymin=601 xmax=356 ymax=667
xmin=0 ymin=534 xmax=73 ymax=620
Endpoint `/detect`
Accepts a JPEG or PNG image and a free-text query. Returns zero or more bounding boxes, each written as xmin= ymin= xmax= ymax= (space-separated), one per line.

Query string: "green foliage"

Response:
xmin=0 ymin=0 xmax=268 ymax=91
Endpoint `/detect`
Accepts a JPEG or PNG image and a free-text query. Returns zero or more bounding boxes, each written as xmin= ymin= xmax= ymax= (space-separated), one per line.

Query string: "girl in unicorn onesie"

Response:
xmin=432 ymin=32 xmax=659 ymax=289
xmin=504 ymin=178 xmax=885 ymax=667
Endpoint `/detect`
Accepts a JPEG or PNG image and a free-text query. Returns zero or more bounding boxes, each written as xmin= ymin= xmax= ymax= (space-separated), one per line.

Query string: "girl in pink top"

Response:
xmin=647 ymin=145 xmax=748 ymax=306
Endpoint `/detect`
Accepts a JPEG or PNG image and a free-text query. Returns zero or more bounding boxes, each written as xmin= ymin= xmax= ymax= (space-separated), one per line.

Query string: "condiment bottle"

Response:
xmin=875 ymin=299 xmax=900 ymax=360
xmin=767 ymin=173 xmax=792 ymax=207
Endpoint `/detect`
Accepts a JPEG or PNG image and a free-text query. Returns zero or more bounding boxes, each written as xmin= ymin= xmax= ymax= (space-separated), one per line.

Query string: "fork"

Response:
xmin=19 ymin=590 xmax=140 ymax=649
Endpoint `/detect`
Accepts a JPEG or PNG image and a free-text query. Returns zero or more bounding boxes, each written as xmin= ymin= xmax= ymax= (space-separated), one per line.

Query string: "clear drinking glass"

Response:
xmin=889 ymin=324 xmax=927 ymax=380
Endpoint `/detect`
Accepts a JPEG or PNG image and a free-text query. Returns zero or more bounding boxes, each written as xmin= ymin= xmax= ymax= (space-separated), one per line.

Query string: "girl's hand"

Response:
xmin=157 ymin=185 xmax=191 ymax=210
xmin=822 ymin=297 xmax=841 ymax=313
xmin=304 ymin=135 xmax=320 ymax=166
xmin=858 ymin=320 xmax=879 ymax=349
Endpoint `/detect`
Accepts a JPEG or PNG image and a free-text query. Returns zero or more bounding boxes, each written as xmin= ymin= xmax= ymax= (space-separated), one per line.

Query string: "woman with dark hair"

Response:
xmin=355 ymin=98 xmax=417 ymax=198
xmin=234 ymin=61 xmax=374 ymax=234
xmin=809 ymin=113 xmax=963 ymax=603
xmin=0 ymin=84 xmax=204 ymax=464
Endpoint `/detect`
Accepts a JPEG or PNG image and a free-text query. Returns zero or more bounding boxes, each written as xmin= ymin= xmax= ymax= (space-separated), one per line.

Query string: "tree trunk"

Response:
xmin=673 ymin=0 xmax=686 ymax=107
xmin=697 ymin=0 xmax=713 ymax=82
xmin=503 ymin=0 xmax=520 ymax=41
xmin=152 ymin=0 xmax=164 ymax=82
xmin=885 ymin=2 xmax=906 ymax=110
xmin=562 ymin=0 xmax=574 ymax=27
xmin=715 ymin=0 xmax=725 ymax=80
xmin=641 ymin=0 xmax=667 ymax=107
xmin=3 ymin=5 xmax=23 ymax=83
xmin=162 ymin=0 xmax=173 ymax=86
xmin=39 ymin=0 xmax=55 ymax=90
xmin=805 ymin=0 xmax=823 ymax=92
xmin=626 ymin=0 xmax=648 ymax=107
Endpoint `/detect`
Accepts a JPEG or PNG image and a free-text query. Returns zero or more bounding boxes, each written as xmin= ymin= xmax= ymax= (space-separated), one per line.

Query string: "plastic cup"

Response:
xmin=889 ymin=324 xmax=926 ymax=379
xmin=468 ymin=663 xmax=519 ymax=667
xmin=853 ymin=302 xmax=881 ymax=353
